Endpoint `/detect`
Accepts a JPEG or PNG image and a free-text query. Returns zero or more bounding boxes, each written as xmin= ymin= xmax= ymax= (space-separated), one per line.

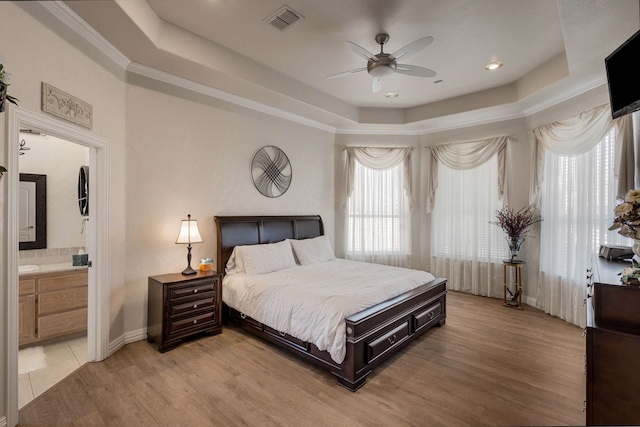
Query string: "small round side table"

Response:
xmin=502 ymin=260 xmax=524 ymax=310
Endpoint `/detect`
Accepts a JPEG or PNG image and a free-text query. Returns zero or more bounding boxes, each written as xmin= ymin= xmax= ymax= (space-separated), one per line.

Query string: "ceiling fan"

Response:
xmin=326 ymin=34 xmax=437 ymax=93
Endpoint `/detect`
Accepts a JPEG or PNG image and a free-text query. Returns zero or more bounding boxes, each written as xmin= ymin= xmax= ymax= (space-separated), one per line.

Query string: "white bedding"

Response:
xmin=222 ymin=258 xmax=436 ymax=364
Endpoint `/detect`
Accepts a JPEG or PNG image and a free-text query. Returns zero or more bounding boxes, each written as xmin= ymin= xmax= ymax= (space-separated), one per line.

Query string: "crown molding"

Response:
xmin=336 ymin=103 xmax=526 ymax=135
xmin=522 ymin=76 xmax=606 ymax=117
xmin=126 ymin=62 xmax=338 ymax=134
xmin=39 ymin=1 xmax=130 ymax=70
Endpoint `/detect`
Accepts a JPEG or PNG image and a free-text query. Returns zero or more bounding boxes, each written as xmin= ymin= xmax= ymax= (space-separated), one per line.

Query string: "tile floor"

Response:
xmin=18 ymin=336 xmax=87 ymax=409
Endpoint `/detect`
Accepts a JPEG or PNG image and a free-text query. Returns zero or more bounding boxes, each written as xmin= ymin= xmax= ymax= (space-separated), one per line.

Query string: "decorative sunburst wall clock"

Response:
xmin=251 ymin=145 xmax=292 ymax=198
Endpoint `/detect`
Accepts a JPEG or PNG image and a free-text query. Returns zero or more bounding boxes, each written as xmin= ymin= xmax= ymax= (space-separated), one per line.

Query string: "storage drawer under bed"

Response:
xmin=264 ymin=325 xmax=310 ymax=351
xmin=413 ymin=297 xmax=444 ymax=332
xmin=366 ymin=321 xmax=411 ymax=363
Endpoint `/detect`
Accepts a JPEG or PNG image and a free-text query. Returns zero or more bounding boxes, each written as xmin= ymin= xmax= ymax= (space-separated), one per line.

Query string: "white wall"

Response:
xmin=18 ymin=134 xmax=89 ymax=250
xmin=123 ymin=74 xmax=336 ymax=341
xmin=0 ymin=2 xmax=127 ymax=420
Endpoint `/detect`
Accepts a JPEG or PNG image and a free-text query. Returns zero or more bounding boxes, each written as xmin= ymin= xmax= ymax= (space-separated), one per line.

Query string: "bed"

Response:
xmin=215 ymin=215 xmax=447 ymax=391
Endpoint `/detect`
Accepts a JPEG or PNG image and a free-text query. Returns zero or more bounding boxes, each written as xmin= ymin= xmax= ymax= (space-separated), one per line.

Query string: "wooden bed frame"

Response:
xmin=215 ymin=215 xmax=447 ymax=391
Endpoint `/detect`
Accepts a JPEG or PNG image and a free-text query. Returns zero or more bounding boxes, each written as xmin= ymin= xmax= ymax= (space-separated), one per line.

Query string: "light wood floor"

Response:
xmin=18 ymin=291 xmax=586 ymax=426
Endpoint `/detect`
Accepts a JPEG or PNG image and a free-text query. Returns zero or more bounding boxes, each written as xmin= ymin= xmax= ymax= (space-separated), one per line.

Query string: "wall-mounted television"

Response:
xmin=606 ymin=28 xmax=640 ymax=119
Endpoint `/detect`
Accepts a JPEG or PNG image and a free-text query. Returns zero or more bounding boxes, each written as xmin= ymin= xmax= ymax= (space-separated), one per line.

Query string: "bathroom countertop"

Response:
xmin=19 ymin=262 xmax=88 ymax=278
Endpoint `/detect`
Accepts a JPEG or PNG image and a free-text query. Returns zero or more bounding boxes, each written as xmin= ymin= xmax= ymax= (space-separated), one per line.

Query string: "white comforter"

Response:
xmin=223 ymin=258 xmax=436 ymax=364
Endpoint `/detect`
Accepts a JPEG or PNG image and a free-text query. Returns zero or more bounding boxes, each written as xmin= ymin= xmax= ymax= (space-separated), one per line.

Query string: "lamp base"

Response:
xmin=182 ymin=243 xmax=197 ymax=275
xmin=181 ymin=265 xmax=197 ymax=275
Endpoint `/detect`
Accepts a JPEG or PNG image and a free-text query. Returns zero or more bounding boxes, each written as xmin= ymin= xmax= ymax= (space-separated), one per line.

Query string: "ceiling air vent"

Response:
xmin=264 ymin=5 xmax=304 ymax=31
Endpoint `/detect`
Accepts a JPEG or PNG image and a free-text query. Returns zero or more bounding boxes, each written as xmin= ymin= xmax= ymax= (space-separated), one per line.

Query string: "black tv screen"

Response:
xmin=606 ymin=28 xmax=640 ymax=119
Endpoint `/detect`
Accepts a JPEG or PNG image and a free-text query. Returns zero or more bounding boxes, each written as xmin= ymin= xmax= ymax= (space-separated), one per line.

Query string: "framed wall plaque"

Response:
xmin=41 ymin=82 xmax=93 ymax=129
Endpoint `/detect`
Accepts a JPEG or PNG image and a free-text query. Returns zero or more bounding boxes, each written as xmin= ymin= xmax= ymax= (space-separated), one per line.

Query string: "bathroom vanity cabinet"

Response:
xmin=19 ymin=268 xmax=88 ymax=347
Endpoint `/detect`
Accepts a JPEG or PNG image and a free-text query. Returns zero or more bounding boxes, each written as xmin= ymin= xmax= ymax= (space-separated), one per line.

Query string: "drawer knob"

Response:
xmin=193 ymin=289 xmax=198 ymax=294
xmin=428 ymin=311 xmax=434 ymax=319
xmin=387 ymin=334 xmax=396 ymax=345
xmin=193 ymin=320 xmax=198 ymax=324
xmin=193 ymin=304 xmax=198 ymax=309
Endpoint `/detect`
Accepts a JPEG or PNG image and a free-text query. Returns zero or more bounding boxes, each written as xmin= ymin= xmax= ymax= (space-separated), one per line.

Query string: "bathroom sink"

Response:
xmin=19 ymin=265 xmax=40 ymax=273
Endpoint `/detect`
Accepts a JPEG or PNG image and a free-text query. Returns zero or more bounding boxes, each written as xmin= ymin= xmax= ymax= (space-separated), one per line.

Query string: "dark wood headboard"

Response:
xmin=214 ymin=215 xmax=324 ymax=274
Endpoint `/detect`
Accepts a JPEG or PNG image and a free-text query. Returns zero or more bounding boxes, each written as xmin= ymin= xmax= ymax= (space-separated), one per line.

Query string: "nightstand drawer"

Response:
xmin=170 ymin=296 xmax=216 ymax=317
xmin=168 ymin=311 xmax=216 ymax=334
xmin=169 ymin=282 xmax=216 ymax=300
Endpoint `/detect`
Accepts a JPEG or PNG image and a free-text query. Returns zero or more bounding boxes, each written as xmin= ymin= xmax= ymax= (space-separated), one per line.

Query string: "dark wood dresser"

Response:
xmin=586 ymin=257 xmax=640 ymax=425
xmin=147 ymin=271 xmax=222 ymax=352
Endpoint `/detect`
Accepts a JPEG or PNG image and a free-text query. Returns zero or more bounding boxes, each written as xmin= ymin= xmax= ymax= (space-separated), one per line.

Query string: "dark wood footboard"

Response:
xmin=226 ymin=277 xmax=446 ymax=391
xmin=215 ymin=215 xmax=447 ymax=391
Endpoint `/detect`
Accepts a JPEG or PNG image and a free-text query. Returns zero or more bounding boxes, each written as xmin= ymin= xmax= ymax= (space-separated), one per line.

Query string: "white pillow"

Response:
xmin=235 ymin=240 xmax=297 ymax=276
xmin=289 ymin=235 xmax=335 ymax=266
xmin=225 ymin=246 xmax=245 ymax=275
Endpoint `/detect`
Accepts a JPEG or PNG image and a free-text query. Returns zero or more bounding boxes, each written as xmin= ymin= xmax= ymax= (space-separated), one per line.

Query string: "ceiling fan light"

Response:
xmin=485 ymin=61 xmax=503 ymax=71
xmin=368 ymin=62 xmax=395 ymax=78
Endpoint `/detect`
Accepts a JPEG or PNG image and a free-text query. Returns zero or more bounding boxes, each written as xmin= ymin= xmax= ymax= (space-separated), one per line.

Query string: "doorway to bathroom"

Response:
xmin=17 ymin=130 xmax=90 ymax=408
xmin=4 ymin=106 xmax=110 ymax=427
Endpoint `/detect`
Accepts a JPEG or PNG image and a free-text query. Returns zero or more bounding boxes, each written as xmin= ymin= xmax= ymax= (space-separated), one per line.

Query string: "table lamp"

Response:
xmin=176 ymin=214 xmax=202 ymax=275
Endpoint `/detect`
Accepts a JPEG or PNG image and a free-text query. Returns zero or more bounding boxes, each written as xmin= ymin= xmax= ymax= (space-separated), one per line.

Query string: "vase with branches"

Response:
xmin=491 ymin=205 xmax=543 ymax=261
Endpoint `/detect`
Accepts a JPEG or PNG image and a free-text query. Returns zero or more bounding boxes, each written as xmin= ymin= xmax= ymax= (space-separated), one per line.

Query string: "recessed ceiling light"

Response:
xmin=385 ymin=92 xmax=399 ymax=98
xmin=485 ymin=62 xmax=503 ymax=71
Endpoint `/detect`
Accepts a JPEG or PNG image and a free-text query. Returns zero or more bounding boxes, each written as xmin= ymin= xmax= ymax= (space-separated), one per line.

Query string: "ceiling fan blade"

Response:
xmin=325 ymin=67 xmax=367 ymax=79
xmin=372 ymin=78 xmax=383 ymax=93
xmin=391 ymin=36 xmax=434 ymax=61
xmin=345 ymin=41 xmax=379 ymax=62
xmin=395 ymin=64 xmax=437 ymax=78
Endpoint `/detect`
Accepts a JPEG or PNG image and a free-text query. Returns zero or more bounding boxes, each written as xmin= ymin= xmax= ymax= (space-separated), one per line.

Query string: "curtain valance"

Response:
xmin=529 ymin=104 xmax=633 ymax=205
xmin=426 ymin=136 xmax=510 ymax=214
xmin=344 ymin=146 xmax=414 ymax=208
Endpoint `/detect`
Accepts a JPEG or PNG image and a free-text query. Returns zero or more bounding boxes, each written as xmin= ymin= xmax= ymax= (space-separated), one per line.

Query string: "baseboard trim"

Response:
xmin=523 ymin=295 xmax=537 ymax=307
xmin=108 ymin=328 xmax=147 ymax=356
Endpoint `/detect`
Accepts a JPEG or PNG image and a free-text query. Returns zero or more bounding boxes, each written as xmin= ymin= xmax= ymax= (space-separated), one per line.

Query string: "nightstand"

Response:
xmin=147 ymin=271 xmax=222 ymax=352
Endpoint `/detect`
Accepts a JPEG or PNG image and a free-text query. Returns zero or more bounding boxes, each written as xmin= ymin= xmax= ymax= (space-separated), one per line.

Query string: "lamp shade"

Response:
xmin=175 ymin=216 xmax=202 ymax=244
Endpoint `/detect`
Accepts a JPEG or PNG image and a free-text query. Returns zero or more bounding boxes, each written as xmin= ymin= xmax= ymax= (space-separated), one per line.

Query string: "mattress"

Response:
xmin=223 ymin=258 xmax=436 ymax=363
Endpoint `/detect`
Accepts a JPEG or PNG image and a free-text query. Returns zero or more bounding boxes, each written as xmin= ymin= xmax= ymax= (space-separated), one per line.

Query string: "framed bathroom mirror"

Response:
xmin=19 ymin=173 xmax=47 ymax=250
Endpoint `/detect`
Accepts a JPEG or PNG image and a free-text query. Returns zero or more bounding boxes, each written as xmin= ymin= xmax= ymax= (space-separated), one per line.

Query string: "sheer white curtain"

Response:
xmin=431 ymin=155 xmax=507 ymax=296
xmin=532 ymin=104 xmax=632 ymax=327
xmin=345 ymin=147 xmax=412 ymax=267
xmin=428 ymin=136 xmax=510 ymax=296
xmin=537 ymin=128 xmax=625 ymax=327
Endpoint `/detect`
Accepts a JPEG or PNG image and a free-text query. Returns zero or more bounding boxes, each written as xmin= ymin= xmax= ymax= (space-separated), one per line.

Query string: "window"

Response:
xmin=431 ymin=155 xmax=505 ymax=261
xmin=538 ymin=127 xmax=624 ymax=326
xmin=430 ymin=154 xmax=506 ymax=297
xmin=346 ymin=160 xmax=411 ymax=267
